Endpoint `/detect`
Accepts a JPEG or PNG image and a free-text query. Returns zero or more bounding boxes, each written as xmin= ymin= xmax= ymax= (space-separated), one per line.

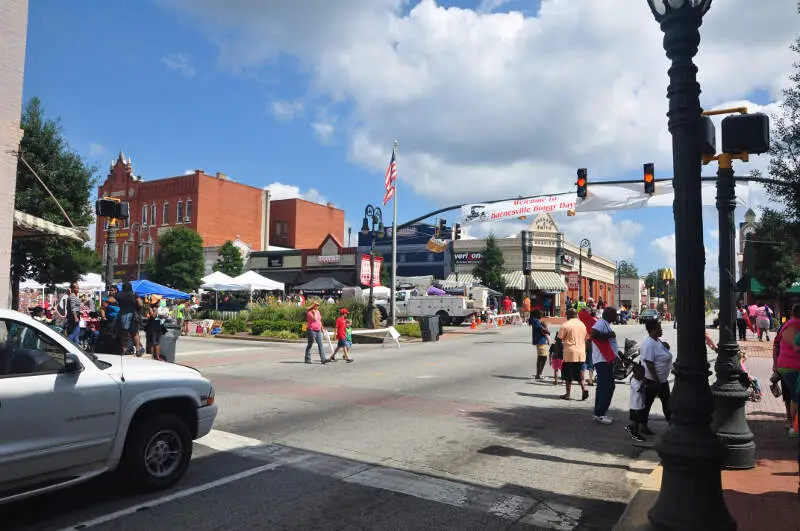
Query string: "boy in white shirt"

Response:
xmin=626 ymin=364 xmax=647 ymax=442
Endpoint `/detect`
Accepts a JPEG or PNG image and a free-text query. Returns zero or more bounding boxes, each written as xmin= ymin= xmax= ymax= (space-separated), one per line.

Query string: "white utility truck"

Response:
xmin=376 ymin=287 xmax=489 ymax=326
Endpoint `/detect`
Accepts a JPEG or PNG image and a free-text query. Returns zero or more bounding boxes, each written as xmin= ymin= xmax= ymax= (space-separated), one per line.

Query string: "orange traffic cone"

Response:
xmin=471 ymin=318 xmax=477 ymax=330
xmin=477 ymin=317 xmax=482 ymax=325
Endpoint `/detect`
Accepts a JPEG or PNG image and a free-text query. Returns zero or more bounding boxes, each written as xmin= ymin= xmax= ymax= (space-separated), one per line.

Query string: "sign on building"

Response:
xmin=453 ymin=252 xmax=483 ymax=264
xmin=567 ymin=272 xmax=579 ymax=290
xmin=317 ymin=255 xmax=340 ymax=264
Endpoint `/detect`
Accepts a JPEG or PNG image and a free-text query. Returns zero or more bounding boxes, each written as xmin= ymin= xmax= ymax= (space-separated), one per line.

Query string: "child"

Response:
xmin=549 ymin=338 xmax=564 ymax=385
xmin=331 ymin=308 xmax=354 ymax=363
xmin=625 ymin=364 xmax=647 ymax=442
xmin=345 ymin=318 xmax=354 ymax=363
xmin=740 ymin=351 xmax=763 ymax=401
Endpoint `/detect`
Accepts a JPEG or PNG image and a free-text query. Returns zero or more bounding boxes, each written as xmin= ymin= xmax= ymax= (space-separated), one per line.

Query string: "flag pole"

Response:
xmin=390 ymin=139 xmax=398 ymax=327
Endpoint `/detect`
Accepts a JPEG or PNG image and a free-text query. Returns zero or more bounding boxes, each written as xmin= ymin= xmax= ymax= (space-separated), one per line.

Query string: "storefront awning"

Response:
xmin=13 ymin=210 xmax=89 ymax=243
xmin=531 ymin=271 xmax=567 ymax=292
xmin=442 ymin=273 xmax=478 ymax=287
xmin=503 ymin=271 xmax=525 ymax=290
xmin=735 ymin=275 xmax=764 ymax=294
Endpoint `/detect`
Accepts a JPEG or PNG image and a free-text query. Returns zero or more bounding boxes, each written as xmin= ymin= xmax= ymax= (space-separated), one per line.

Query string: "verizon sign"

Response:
xmin=454 ymin=252 xmax=483 ymax=264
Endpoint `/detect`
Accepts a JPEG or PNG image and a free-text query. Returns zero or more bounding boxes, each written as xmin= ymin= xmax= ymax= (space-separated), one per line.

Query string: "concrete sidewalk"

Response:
xmin=615 ymin=339 xmax=800 ymax=530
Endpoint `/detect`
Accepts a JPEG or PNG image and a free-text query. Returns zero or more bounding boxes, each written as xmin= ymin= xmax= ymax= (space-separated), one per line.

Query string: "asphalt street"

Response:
xmin=2 ymin=320 xmax=692 ymax=531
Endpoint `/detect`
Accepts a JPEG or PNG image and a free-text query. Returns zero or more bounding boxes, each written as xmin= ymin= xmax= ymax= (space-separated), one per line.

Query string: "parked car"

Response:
xmin=0 ymin=309 xmax=217 ymax=505
xmin=639 ymin=308 xmax=661 ymax=325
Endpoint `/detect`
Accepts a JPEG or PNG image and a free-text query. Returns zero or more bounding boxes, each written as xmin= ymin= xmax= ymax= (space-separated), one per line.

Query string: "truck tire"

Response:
xmin=377 ymin=306 xmax=388 ymax=325
xmin=436 ymin=310 xmax=451 ymax=327
xmin=122 ymin=413 xmax=193 ymax=492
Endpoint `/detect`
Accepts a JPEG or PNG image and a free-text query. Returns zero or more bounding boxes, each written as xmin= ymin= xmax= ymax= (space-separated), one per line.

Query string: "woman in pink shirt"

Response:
xmin=304 ymin=301 xmax=329 ymax=364
xmin=755 ymin=302 xmax=771 ymax=341
xmin=775 ymin=304 xmax=800 ymax=495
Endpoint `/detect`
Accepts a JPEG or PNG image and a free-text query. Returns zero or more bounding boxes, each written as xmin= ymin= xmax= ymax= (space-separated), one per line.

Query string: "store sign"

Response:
xmin=360 ymin=254 xmax=383 ymax=287
xmin=567 ymin=272 xmax=579 ymax=290
xmin=454 ymin=252 xmax=483 ymax=264
xmin=561 ymin=254 xmax=575 ymax=266
xmin=268 ymin=256 xmax=283 ymax=268
xmin=317 ymin=255 xmax=340 ymax=264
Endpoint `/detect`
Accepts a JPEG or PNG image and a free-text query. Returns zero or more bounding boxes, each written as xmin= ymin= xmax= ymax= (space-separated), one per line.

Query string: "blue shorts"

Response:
xmin=337 ymin=339 xmax=348 ymax=348
xmin=780 ymin=370 xmax=800 ymax=403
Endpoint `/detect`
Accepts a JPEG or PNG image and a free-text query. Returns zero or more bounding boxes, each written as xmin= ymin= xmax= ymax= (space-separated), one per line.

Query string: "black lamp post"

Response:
xmin=616 ymin=260 xmax=628 ymax=308
xmin=578 ymin=238 xmax=592 ymax=300
xmin=129 ymin=221 xmax=153 ymax=280
xmin=645 ymin=1 xmax=735 ymax=530
xmin=361 ymin=205 xmax=384 ymax=329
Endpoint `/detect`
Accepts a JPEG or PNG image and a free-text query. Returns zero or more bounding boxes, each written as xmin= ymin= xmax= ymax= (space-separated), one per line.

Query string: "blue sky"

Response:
xmin=22 ymin=0 xmax=795 ymax=281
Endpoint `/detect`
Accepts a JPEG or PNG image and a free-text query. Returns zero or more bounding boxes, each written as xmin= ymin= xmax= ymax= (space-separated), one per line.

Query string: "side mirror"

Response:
xmin=63 ymin=353 xmax=83 ymax=374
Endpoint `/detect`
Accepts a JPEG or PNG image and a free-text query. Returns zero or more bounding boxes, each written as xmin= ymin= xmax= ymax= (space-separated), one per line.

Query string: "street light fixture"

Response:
xmin=616 ymin=260 xmax=628 ymax=308
xmin=129 ymin=221 xmax=154 ymax=280
xmin=578 ymin=238 xmax=592 ymax=301
xmin=645 ymin=1 xmax=735 ymax=530
xmin=361 ymin=205 xmax=384 ymax=329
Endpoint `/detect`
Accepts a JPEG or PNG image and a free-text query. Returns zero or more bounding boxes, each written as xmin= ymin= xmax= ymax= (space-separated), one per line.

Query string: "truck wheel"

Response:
xmin=122 ymin=413 xmax=193 ymax=492
xmin=377 ymin=306 xmax=388 ymax=325
xmin=436 ymin=311 xmax=451 ymax=327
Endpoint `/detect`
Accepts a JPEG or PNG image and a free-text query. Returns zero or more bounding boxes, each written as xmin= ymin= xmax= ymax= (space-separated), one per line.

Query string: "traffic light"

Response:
xmin=576 ymin=168 xmax=588 ymax=198
xmin=95 ymin=198 xmax=129 ymax=220
xmin=643 ymin=163 xmax=655 ymax=195
xmin=453 ymin=223 xmax=462 ymax=240
xmin=438 ymin=218 xmax=446 ymax=235
xmin=721 ymin=113 xmax=770 ymax=155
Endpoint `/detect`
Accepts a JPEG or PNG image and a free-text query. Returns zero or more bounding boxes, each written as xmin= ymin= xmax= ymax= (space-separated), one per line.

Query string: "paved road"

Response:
xmin=3 ymin=321 xmax=680 ymax=531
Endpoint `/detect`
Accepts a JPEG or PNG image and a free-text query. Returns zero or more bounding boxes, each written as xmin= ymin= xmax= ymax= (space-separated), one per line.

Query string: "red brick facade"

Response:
xmin=269 ymin=198 xmax=344 ymax=250
xmin=96 ymin=153 xmax=268 ymax=281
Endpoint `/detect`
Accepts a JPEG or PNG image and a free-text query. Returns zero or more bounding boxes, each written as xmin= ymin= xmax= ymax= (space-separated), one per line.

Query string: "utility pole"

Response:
xmin=105 ymin=220 xmax=117 ymax=285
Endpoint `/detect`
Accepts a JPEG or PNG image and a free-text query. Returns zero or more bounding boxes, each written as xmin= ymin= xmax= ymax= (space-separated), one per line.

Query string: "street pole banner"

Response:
xmin=574 ymin=181 xmax=749 ymax=212
xmin=360 ymin=254 xmax=383 ymax=287
xmin=460 ymin=196 xmax=576 ymax=226
xmin=567 ymin=272 xmax=579 ymax=290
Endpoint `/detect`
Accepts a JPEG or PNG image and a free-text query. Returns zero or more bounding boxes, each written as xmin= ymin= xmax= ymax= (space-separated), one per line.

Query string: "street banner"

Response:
xmin=360 ymin=254 xmax=383 ymax=287
xmin=460 ymin=196 xmax=576 ymax=226
xmin=574 ymin=181 xmax=749 ymax=212
xmin=566 ymin=272 xmax=579 ymax=290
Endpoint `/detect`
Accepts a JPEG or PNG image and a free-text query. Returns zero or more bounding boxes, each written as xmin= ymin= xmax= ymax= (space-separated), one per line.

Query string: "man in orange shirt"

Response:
xmin=522 ymin=295 xmax=531 ymax=323
xmin=578 ymin=306 xmax=598 ymax=385
xmin=557 ymin=308 xmax=589 ymax=400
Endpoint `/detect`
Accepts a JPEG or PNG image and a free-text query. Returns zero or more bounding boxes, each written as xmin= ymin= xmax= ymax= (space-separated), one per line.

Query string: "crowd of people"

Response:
xmin=528 ymin=298 xmax=678 ymax=442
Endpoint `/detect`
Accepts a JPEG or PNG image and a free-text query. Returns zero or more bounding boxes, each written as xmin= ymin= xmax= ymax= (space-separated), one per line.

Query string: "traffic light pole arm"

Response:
xmin=396 ymin=175 xmax=793 ymax=230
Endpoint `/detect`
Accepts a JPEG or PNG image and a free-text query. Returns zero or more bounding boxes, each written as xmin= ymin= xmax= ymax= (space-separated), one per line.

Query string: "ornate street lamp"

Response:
xmin=616 ymin=260 xmax=628 ymax=308
xmin=645 ymin=1 xmax=735 ymax=530
xmin=129 ymin=221 xmax=154 ymax=280
xmin=578 ymin=238 xmax=592 ymax=300
xmin=361 ymin=205 xmax=384 ymax=328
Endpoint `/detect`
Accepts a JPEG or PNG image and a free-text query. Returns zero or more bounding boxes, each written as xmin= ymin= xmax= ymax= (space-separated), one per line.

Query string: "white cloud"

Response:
xmin=311 ymin=121 xmax=335 ymax=141
xmin=560 ymin=212 xmax=644 ymax=262
xmin=184 ymin=169 xmax=195 ymax=175
xmin=158 ymin=0 xmax=797 ymax=209
xmin=265 ymin=182 xmax=328 ymax=204
xmin=477 ymin=0 xmax=513 ymax=14
xmin=708 ymin=229 xmax=719 ymax=241
xmin=271 ymin=100 xmax=303 ymax=121
xmin=161 ymin=53 xmax=196 ymax=76
xmin=88 ymin=142 xmax=107 ymax=159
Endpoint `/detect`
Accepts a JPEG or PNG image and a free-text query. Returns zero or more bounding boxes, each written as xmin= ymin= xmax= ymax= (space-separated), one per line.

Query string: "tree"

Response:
xmin=749 ymin=210 xmax=800 ymax=298
xmin=759 ymin=37 xmax=800 ymax=222
xmin=617 ymin=262 xmax=639 ymax=278
xmin=704 ymin=286 xmax=719 ymax=310
xmin=148 ymin=227 xmax=205 ymax=292
xmin=473 ymin=233 xmax=506 ymax=292
xmin=12 ymin=97 xmax=101 ymax=309
xmin=213 ymin=240 xmax=244 ymax=277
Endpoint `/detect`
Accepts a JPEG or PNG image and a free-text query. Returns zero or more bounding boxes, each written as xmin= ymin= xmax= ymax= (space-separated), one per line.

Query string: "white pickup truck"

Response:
xmin=377 ymin=289 xmax=488 ymax=326
xmin=0 ymin=309 xmax=218 ymax=505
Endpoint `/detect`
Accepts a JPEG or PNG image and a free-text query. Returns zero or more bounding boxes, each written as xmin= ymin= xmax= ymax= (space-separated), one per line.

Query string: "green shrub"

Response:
xmin=260 ymin=329 xmax=300 ymax=340
xmin=222 ymin=317 xmax=248 ymax=334
xmin=394 ymin=322 xmax=421 ymax=338
xmin=250 ymin=319 xmax=304 ymax=336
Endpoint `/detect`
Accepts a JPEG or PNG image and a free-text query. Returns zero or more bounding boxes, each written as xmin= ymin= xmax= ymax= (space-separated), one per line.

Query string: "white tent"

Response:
xmin=19 ymin=279 xmax=44 ymax=289
xmin=232 ymin=271 xmax=284 ymax=291
xmin=57 ymin=273 xmax=105 ymax=291
xmin=200 ymin=271 xmax=247 ymax=291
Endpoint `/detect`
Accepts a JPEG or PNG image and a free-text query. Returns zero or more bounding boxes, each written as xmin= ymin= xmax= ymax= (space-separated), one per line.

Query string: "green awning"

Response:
xmin=787 ymin=282 xmax=800 ymax=294
xmin=735 ymin=276 xmax=764 ymax=294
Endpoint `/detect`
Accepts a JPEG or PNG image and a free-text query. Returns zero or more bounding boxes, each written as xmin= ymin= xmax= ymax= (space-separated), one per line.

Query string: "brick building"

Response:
xmin=96 ymin=153 xmax=270 ymax=281
xmin=269 ymin=198 xmax=345 ymax=250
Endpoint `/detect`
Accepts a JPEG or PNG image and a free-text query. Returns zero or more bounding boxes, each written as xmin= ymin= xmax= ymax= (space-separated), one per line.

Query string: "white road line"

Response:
xmin=176 ymin=346 xmax=265 ymax=357
xmin=57 ymin=462 xmax=282 ymax=530
xmin=195 ymin=429 xmax=264 ymax=452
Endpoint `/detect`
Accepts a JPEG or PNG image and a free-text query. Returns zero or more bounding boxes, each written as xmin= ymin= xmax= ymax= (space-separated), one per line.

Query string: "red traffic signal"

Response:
xmin=643 ymin=163 xmax=655 ymax=195
xmin=576 ymin=168 xmax=588 ymax=198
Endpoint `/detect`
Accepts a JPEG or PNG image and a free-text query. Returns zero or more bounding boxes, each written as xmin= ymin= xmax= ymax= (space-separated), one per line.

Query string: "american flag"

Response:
xmin=383 ymin=148 xmax=397 ymax=205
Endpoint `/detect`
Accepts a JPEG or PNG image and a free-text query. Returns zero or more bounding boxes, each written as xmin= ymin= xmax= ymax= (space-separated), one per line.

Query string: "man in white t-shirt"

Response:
xmin=639 ymin=320 xmax=673 ymax=434
xmin=591 ymin=307 xmax=619 ymax=425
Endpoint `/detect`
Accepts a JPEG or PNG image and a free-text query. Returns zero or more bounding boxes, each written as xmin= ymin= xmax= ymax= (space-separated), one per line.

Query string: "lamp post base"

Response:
xmin=712 ymin=341 xmax=756 ymax=470
xmin=365 ymin=303 xmax=375 ymax=329
xmin=648 ymin=425 xmax=735 ymax=531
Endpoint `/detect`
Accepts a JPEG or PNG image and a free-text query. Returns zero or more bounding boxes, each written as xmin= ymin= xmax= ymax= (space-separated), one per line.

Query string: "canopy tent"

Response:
xmin=294 ymin=277 xmax=346 ymax=292
xmin=788 ymin=282 xmax=800 ymax=295
xmin=200 ymin=271 xmax=248 ymax=291
xmin=115 ymin=279 xmax=191 ymax=300
xmin=735 ymin=275 xmax=764 ymax=295
xmin=231 ymin=271 xmax=285 ymax=291
xmin=57 ymin=273 xmax=105 ymax=291
xmin=13 ymin=210 xmax=90 ymax=243
xmin=19 ymin=279 xmax=44 ymax=290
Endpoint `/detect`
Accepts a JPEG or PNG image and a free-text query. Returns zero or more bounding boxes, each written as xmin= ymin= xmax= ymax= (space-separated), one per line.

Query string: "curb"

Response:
xmin=213 ymin=334 xmax=306 ymax=344
xmin=613 ymin=451 xmax=661 ymax=531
